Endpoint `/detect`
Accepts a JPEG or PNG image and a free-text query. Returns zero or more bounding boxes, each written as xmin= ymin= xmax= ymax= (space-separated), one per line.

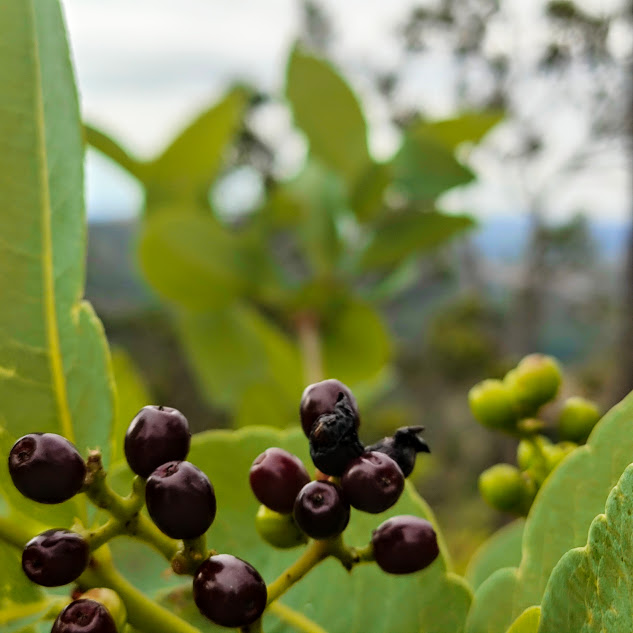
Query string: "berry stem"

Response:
xmin=268 ymin=601 xmax=328 ymax=633
xmin=239 ymin=617 xmax=263 ymax=633
xmin=130 ymin=514 xmax=181 ymax=561
xmin=0 ymin=515 xmax=36 ymax=550
xmin=86 ymin=518 xmax=124 ymax=551
xmin=171 ymin=534 xmax=210 ymax=575
xmin=83 ymin=451 xmax=137 ymax=518
xmin=296 ymin=312 xmax=323 ymax=384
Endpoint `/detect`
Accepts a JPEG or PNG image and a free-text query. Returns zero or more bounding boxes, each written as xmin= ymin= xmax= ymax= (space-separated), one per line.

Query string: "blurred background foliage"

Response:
xmin=78 ymin=0 xmax=631 ymax=571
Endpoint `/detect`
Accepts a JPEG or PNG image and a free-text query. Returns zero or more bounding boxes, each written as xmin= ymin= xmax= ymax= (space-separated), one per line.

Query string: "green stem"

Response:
xmin=240 ymin=617 xmax=263 ymax=633
xmin=0 ymin=515 xmax=33 ymax=549
xmin=296 ymin=312 xmax=323 ymax=384
xmin=131 ymin=514 xmax=180 ymax=561
xmin=81 ymin=547 xmax=200 ymax=633
xmin=172 ymin=534 xmax=210 ymax=575
xmin=86 ymin=518 xmax=125 ymax=551
xmin=268 ymin=602 xmax=328 ymax=633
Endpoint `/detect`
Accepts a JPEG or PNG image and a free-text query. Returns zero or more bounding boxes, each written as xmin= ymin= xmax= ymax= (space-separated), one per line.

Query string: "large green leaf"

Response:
xmin=286 ymin=48 xmax=370 ymax=188
xmin=110 ymin=348 xmax=152 ymax=468
xmin=144 ymin=87 xmax=249 ymax=205
xmin=112 ymin=427 xmax=471 ymax=633
xmin=0 ymin=0 xmax=114 ymax=526
xmin=175 ymin=303 xmax=303 ymax=420
xmin=465 ymin=392 xmax=633 ymax=633
xmin=465 ymin=520 xmax=525 ymax=591
xmin=359 ymin=211 xmax=474 ymax=270
xmin=349 ymin=161 xmax=392 ymax=223
xmin=539 ymin=463 xmax=633 ymax=632
xmin=423 ymin=112 xmax=503 ymax=151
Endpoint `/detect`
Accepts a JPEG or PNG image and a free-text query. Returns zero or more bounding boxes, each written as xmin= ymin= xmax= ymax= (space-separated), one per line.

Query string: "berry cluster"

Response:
xmin=8 ymin=382 xmax=441 ymax=632
xmin=250 ymin=378 xmax=438 ymax=574
xmin=469 ymin=354 xmax=602 ymax=515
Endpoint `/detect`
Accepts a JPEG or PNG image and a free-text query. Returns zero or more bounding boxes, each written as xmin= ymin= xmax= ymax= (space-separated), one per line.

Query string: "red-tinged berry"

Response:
xmin=124 ymin=405 xmax=190 ymax=477
xmin=293 ymin=480 xmax=350 ymax=539
xmin=22 ymin=529 xmax=89 ymax=587
xmin=366 ymin=426 xmax=430 ymax=477
xmin=309 ymin=396 xmax=364 ymax=476
xmin=193 ymin=554 xmax=267 ymax=628
xmin=372 ymin=515 xmax=439 ymax=574
xmin=300 ymin=379 xmax=359 ymax=437
xmin=145 ymin=461 xmax=216 ymax=539
xmin=341 ymin=452 xmax=404 ymax=513
xmin=51 ymin=599 xmax=117 ymax=633
xmin=8 ymin=433 xmax=86 ymax=504
xmin=249 ymin=448 xmax=310 ymax=514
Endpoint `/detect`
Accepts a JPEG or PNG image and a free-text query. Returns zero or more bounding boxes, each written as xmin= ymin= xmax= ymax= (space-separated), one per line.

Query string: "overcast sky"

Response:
xmin=61 ymin=0 xmax=632 ymax=223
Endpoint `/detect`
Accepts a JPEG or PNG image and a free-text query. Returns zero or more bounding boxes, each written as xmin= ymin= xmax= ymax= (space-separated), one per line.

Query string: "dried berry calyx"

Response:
xmin=366 ymin=425 xmax=430 ymax=477
xmin=8 ymin=433 xmax=86 ymax=504
xmin=293 ymin=480 xmax=350 ymax=539
xmin=22 ymin=529 xmax=90 ymax=587
xmin=145 ymin=461 xmax=216 ymax=539
xmin=300 ymin=379 xmax=359 ymax=437
xmin=124 ymin=405 xmax=191 ymax=477
xmin=249 ymin=447 xmax=311 ymax=514
xmin=193 ymin=554 xmax=267 ymax=628
xmin=309 ymin=394 xmax=364 ymax=476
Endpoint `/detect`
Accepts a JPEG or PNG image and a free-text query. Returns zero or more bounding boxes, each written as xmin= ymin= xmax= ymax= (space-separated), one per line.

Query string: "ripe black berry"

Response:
xmin=8 ymin=433 xmax=86 ymax=504
xmin=372 ymin=515 xmax=439 ymax=574
xmin=309 ymin=396 xmax=364 ymax=476
xmin=52 ymin=599 xmax=117 ymax=633
xmin=22 ymin=529 xmax=89 ymax=587
xmin=145 ymin=461 xmax=216 ymax=539
xmin=300 ymin=379 xmax=359 ymax=437
xmin=366 ymin=426 xmax=430 ymax=478
xmin=249 ymin=447 xmax=311 ymax=514
xmin=124 ymin=405 xmax=190 ymax=477
xmin=193 ymin=554 xmax=267 ymax=628
xmin=293 ymin=480 xmax=350 ymax=539
xmin=341 ymin=452 xmax=404 ymax=513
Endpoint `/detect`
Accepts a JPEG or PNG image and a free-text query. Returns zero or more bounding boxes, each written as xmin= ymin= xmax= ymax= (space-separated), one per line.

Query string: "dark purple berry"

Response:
xmin=8 ymin=433 xmax=86 ymax=504
xmin=300 ymin=379 xmax=359 ymax=437
xmin=193 ymin=554 xmax=267 ymax=628
xmin=52 ymin=599 xmax=117 ymax=633
xmin=22 ymin=529 xmax=89 ymax=587
xmin=124 ymin=405 xmax=190 ymax=477
xmin=309 ymin=395 xmax=364 ymax=476
xmin=293 ymin=480 xmax=350 ymax=539
xmin=372 ymin=515 xmax=439 ymax=574
xmin=341 ymin=452 xmax=404 ymax=513
xmin=366 ymin=426 xmax=430 ymax=478
xmin=145 ymin=461 xmax=216 ymax=539
xmin=249 ymin=447 xmax=311 ymax=514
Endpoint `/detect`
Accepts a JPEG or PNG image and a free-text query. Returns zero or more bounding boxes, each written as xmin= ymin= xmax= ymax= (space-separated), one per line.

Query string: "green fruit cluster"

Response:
xmin=470 ymin=354 xmax=602 ymax=516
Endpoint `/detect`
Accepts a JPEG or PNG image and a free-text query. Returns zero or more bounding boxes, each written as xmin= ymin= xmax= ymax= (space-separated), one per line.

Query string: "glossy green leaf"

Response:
xmin=145 ymin=87 xmax=250 ymax=203
xmin=130 ymin=427 xmax=472 ymax=633
xmin=322 ymin=299 xmax=391 ymax=385
xmin=349 ymin=161 xmax=391 ymax=223
xmin=286 ymin=47 xmax=370 ymax=187
xmin=392 ymin=127 xmax=475 ymax=201
xmin=110 ymin=348 xmax=152 ymax=467
xmin=539 ymin=463 xmax=633 ymax=632
xmin=84 ymin=125 xmax=147 ymax=181
xmin=507 ymin=607 xmax=540 ymax=633
xmin=360 ymin=211 xmax=474 ymax=270
xmin=465 ymin=520 xmax=525 ymax=591
xmin=465 ymin=392 xmax=633 ymax=633
xmin=0 ymin=0 xmax=115 ymax=526
xmin=423 ymin=111 xmax=503 ymax=150
xmin=0 ymin=540 xmax=52 ymax=632
xmin=175 ymin=303 xmax=303 ymax=415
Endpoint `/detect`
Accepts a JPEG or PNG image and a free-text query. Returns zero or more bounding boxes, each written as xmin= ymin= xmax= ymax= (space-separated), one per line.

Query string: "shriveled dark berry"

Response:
xmin=300 ymin=379 xmax=359 ymax=437
xmin=52 ymin=599 xmax=117 ymax=633
xmin=8 ymin=433 xmax=86 ymax=504
xmin=193 ymin=554 xmax=267 ymax=628
xmin=145 ymin=461 xmax=216 ymax=539
xmin=293 ymin=480 xmax=350 ymax=539
xmin=309 ymin=396 xmax=364 ymax=476
xmin=341 ymin=452 xmax=404 ymax=513
xmin=22 ymin=529 xmax=89 ymax=587
xmin=124 ymin=405 xmax=190 ymax=477
xmin=249 ymin=447 xmax=311 ymax=514
xmin=366 ymin=426 xmax=430 ymax=478
xmin=372 ymin=515 xmax=439 ymax=574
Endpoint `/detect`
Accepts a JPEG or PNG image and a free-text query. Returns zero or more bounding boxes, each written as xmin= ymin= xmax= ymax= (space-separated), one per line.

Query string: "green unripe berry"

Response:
xmin=80 ymin=588 xmax=127 ymax=631
xmin=558 ymin=397 xmax=601 ymax=443
xmin=479 ymin=464 xmax=531 ymax=514
xmin=468 ymin=379 xmax=518 ymax=433
xmin=505 ymin=354 xmax=562 ymax=416
xmin=255 ymin=505 xmax=308 ymax=549
xmin=543 ymin=441 xmax=577 ymax=472
xmin=517 ymin=439 xmax=536 ymax=471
